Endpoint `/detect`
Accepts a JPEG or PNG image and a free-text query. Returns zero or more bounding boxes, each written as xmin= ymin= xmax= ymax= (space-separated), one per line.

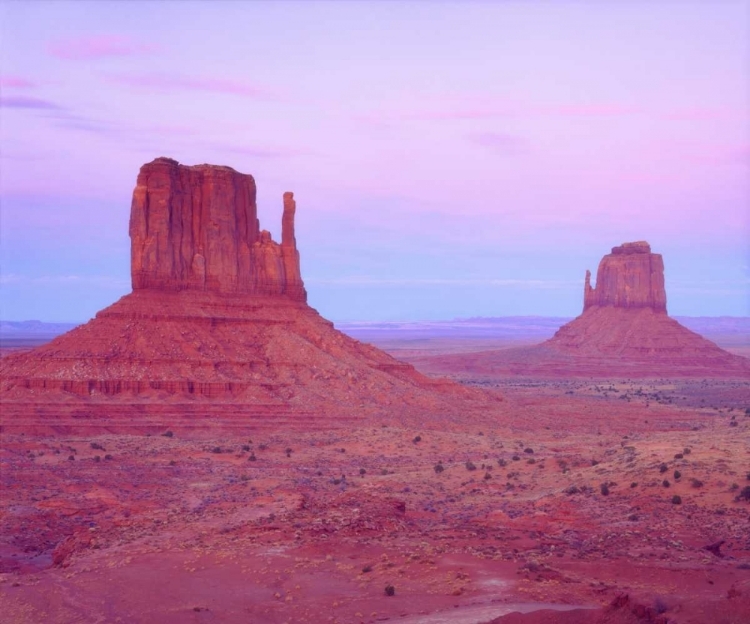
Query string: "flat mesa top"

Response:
xmin=611 ymin=241 xmax=652 ymax=255
xmin=147 ymin=157 xmax=247 ymax=176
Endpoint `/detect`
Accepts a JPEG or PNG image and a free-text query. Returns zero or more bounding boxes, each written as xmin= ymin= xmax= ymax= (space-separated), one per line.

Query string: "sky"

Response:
xmin=1 ymin=0 xmax=748 ymax=322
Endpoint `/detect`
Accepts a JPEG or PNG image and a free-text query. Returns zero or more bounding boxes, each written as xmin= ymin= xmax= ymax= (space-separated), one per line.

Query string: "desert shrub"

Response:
xmin=674 ymin=470 xmax=681 ymax=480
xmin=683 ymin=447 xmax=691 ymax=454
xmin=104 ymin=454 xmax=113 ymax=461
xmin=674 ymin=453 xmax=683 ymax=459
xmin=628 ymin=513 xmax=638 ymax=521
xmin=241 ymin=445 xmax=251 ymax=452
xmin=600 ymin=483 xmax=610 ymax=496
xmin=511 ymin=455 xmax=520 ymax=461
xmin=162 ymin=431 xmax=173 ymax=438
xmin=359 ymin=468 xmax=366 ymax=476
xmin=746 ymin=472 xmax=750 ymax=481
xmin=565 ymin=485 xmax=580 ymax=495
xmin=591 ymin=459 xmax=599 ymax=466
xmin=729 ymin=421 xmax=738 ymax=427
xmin=523 ymin=447 xmax=534 ymax=454
xmin=465 ymin=461 xmax=477 ymax=471
xmin=738 ymin=486 xmax=750 ymax=501
xmin=258 ymin=444 xmax=268 ymax=451
xmin=384 ymin=584 xmax=395 ymax=596
xmin=498 ymin=458 xmax=507 ymax=467
xmin=659 ymin=463 xmax=668 ymax=473
xmin=671 ymin=495 xmax=682 ymax=505
xmin=94 ymin=455 xmax=101 ymax=462
xmin=690 ymin=478 xmax=703 ymax=488
xmin=413 ymin=435 xmax=422 ymax=444
xmin=483 ymin=472 xmax=492 ymax=480
xmin=662 ymin=479 xmax=670 ymax=488
xmin=654 ymin=597 xmax=669 ymax=614
xmin=630 ymin=482 xmax=638 ymax=488
xmin=90 ymin=442 xmax=105 ymax=450
xmin=434 ymin=463 xmax=444 ymax=474
xmin=527 ymin=458 xmax=536 ymax=465
xmin=169 ymin=459 xmax=176 ymax=466
xmin=68 ymin=455 xmax=75 ymax=461
xmin=731 ymin=483 xmax=739 ymax=491
xmin=248 ymin=453 xmax=257 ymax=461
xmin=362 ymin=565 xmax=373 ymax=573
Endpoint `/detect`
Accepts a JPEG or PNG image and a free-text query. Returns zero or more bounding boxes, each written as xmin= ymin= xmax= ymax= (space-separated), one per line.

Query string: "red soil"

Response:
xmin=2 ymin=377 xmax=749 ymax=623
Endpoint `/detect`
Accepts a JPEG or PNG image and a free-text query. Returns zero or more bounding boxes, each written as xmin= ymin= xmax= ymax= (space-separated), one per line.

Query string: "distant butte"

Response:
xmin=415 ymin=241 xmax=750 ymax=379
xmin=0 ymin=158 xmax=487 ymax=434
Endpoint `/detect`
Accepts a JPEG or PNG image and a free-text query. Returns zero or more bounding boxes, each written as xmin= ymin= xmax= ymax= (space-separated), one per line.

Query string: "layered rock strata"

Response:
xmin=1 ymin=158 xmax=482 ymax=431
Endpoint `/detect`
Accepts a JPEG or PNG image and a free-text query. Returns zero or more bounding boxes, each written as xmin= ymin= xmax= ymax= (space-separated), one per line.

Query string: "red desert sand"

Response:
xmin=1 ymin=159 xmax=749 ymax=624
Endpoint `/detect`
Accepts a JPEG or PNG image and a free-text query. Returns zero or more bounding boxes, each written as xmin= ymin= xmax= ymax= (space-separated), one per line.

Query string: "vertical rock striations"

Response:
xmin=1 ymin=157 xmax=480 ymax=425
xmin=583 ymin=241 xmax=667 ymax=313
xmin=130 ymin=157 xmax=306 ymax=301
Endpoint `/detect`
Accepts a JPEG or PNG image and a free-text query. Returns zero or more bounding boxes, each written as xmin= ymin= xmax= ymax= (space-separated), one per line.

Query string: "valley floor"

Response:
xmin=2 ymin=376 xmax=749 ymax=623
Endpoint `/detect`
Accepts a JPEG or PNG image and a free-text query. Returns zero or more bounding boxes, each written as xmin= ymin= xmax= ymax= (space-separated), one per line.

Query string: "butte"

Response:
xmin=416 ymin=241 xmax=750 ymax=379
xmin=0 ymin=158 xmax=486 ymax=434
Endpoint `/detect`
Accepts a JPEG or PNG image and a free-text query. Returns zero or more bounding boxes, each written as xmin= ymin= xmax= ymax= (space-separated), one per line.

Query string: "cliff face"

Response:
xmin=129 ymin=157 xmax=306 ymax=301
xmin=583 ymin=241 xmax=666 ymax=313
xmin=1 ymin=157 xmax=482 ymax=421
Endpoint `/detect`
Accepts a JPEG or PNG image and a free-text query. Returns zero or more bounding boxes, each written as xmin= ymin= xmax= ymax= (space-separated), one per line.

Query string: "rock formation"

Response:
xmin=0 ymin=158 xmax=484 ymax=433
xmin=583 ymin=241 xmax=666 ymax=313
xmin=414 ymin=242 xmax=750 ymax=378
xmin=130 ymin=157 xmax=306 ymax=300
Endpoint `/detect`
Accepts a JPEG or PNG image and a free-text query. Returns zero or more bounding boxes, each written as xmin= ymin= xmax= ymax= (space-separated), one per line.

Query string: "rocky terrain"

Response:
xmin=1 ymin=380 xmax=749 ymax=623
xmin=1 ymin=162 xmax=749 ymax=623
xmin=413 ymin=243 xmax=750 ymax=379
xmin=0 ymin=159 xmax=483 ymax=434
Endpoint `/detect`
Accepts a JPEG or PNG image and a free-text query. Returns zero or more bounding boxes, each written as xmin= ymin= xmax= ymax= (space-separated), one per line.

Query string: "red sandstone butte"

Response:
xmin=0 ymin=158 xmax=487 ymax=434
xmin=130 ymin=157 xmax=306 ymax=300
xmin=413 ymin=241 xmax=750 ymax=379
xmin=583 ymin=241 xmax=666 ymax=313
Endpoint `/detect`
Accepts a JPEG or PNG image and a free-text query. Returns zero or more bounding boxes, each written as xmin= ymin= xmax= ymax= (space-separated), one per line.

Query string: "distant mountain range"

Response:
xmin=0 ymin=320 xmax=81 ymax=336
xmin=1 ymin=316 xmax=748 ymax=341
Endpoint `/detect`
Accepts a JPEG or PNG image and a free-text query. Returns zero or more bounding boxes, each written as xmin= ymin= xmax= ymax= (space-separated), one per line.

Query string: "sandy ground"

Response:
xmin=2 ymin=375 xmax=750 ymax=623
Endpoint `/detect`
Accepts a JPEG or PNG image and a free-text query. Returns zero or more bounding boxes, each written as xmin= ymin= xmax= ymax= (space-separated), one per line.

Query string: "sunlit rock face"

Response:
xmin=0 ymin=158 xmax=482 ymax=428
xmin=129 ymin=157 xmax=305 ymax=301
xmin=583 ymin=241 xmax=666 ymax=313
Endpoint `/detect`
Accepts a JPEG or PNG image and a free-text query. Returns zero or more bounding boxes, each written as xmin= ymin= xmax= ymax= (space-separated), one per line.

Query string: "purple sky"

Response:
xmin=1 ymin=1 xmax=748 ymax=321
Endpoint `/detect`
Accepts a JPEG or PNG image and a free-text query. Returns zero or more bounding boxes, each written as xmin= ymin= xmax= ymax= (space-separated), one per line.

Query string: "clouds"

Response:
xmin=47 ymin=35 xmax=160 ymax=61
xmin=0 ymin=95 xmax=62 ymax=110
xmin=104 ymin=72 xmax=270 ymax=98
xmin=0 ymin=76 xmax=36 ymax=89
xmin=307 ymin=277 xmax=578 ymax=289
xmin=468 ymin=132 xmax=527 ymax=155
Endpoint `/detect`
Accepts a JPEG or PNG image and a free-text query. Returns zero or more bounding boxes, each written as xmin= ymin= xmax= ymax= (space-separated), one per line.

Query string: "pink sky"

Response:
xmin=0 ymin=1 xmax=748 ymax=321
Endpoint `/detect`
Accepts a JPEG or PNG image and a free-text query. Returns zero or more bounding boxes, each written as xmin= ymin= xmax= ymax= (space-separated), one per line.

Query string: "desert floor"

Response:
xmin=1 ymin=333 xmax=749 ymax=623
